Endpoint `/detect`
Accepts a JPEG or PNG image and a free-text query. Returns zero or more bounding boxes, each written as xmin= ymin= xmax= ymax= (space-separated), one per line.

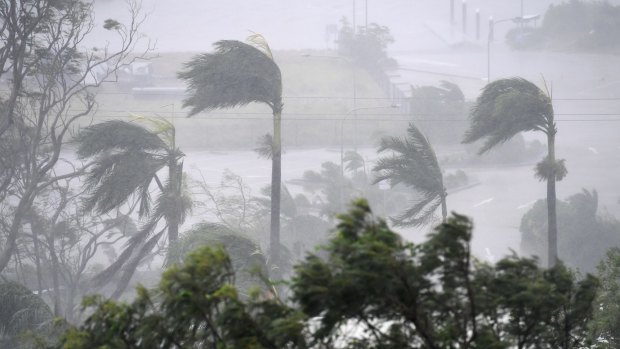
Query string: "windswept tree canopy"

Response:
xmin=75 ymin=120 xmax=184 ymax=217
xmin=463 ymin=77 xmax=553 ymax=154
xmin=373 ymin=123 xmax=445 ymax=227
xmin=178 ymin=40 xmax=283 ymax=116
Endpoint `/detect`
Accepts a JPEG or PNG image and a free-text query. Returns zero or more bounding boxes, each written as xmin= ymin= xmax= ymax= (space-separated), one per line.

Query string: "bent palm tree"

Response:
xmin=373 ymin=123 xmax=447 ymax=227
xmin=462 ymin=77 xmax=565 ymax=267
xmin=76 ymin=119 xmax=192 ymax=297
xmin=178 ymin=36 xmax=284 ymax=265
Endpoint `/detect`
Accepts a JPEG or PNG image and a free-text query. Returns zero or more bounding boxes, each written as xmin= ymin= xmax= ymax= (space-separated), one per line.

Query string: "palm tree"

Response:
xmin=373 ymin=123 xmax=447 ymax=227
xmin=75 ymin=118 xmax=192 ymax=297
xmin=178 ymin=35 xmax=284 ymax=265
xmin=462 ymin=77 xmax=565 ymax=267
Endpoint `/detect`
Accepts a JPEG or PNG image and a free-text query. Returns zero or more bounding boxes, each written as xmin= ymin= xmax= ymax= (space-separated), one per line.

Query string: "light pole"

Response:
xmin=487 ymin=16 xmax=518 ymax=82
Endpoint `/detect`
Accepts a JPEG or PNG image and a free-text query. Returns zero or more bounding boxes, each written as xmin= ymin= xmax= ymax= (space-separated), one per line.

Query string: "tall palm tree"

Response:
xmin=462 ymin=77 xmax=565 ymax=267
xmin=178 ymin=35 xmax=284 ymax=265
xmin=373 ymin=123 xmax=447 ymax=227
xmin=75 ymin=118 xmax=192 ymax=297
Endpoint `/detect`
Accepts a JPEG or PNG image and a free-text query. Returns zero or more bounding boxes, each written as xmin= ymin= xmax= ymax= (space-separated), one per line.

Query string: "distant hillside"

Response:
xmin=92 ymin=50 xmax=403 ymax=150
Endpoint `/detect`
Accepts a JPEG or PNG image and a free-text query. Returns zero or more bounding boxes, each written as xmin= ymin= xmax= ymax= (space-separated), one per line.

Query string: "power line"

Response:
xmin=88 ymin=114 xmax=620 ymax=122
xmin=75 ymin=110 xmax=620 ymax=117
xmin=93 ymin=92 xmax=620 ymax=101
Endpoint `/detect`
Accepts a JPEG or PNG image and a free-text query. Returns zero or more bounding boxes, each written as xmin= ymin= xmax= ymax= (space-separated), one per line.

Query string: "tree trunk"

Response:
xmin=167 ymin=160 xmax=180 ymax=243
xmin=0 ymin=185 xmax=36 ymax=273
xmin=547 ymin=130 xmax=558 ymax=268
xmin=46 ymin=233 xmax=62 ymax=316
xmin=270 ymin=106 xmax=282 ymax=268
xmin=440 ymin=192 xmax=448 ymax=223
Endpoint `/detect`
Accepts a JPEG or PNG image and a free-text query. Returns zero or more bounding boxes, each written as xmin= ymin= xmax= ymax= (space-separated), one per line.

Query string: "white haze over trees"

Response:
xmin=1 ymin=0 xmax=620 ymax=347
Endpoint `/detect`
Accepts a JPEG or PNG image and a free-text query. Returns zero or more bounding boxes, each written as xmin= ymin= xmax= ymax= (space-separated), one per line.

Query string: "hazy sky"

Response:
xmin=94 ymin=0 xmax=563 ymax=52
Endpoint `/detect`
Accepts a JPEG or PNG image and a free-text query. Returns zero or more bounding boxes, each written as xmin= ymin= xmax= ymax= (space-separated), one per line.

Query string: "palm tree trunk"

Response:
xmin=270 ymin=107 xmax=282 ymax=267
xmin=440 ymin=192 xmax=448 ymax=223
xmin=167 ymin=161 xmax=180 ymax=243
xmin=547 ymin=131 xmax=558 ymax=268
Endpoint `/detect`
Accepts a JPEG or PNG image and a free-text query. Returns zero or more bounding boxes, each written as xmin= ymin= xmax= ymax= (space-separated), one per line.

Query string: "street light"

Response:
xmin=487 ymin=16 xmax=519 ymax=82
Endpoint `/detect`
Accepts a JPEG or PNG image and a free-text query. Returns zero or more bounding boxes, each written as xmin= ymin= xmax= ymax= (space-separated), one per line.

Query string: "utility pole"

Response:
xmin=462 ymin=0 xmax=467 ymax=34
xmin=476 ymin=9 xmax=480 ymax=40
xmin=450 ymin=0 xmax=455 ymax=37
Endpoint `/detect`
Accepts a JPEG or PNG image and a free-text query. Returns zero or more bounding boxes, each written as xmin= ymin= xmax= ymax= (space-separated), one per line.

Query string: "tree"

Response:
xmin=166 ymin=222 xmax=269 ymax=295
xmin=409 ymin=81 xmax=467 ymax=144
xmin=293 ymin=200 xmax=598 ymax=349
xmin=463 ymin=77 xmax=565 ymax=267
xmin=0 ymin=0 xmax=149 ymax=274
xmin=591 ymin=248 xmax=620 ymax=348
xmin=0 ymin=281 xmax=53 ymax=348
xmin=373 ymin=123 xmax=447 ymax=227
xmin=75 ymin=119 xmax=192 ymax=298
xmin=57 ymin=200 xmax=599 ymax=349
xmin=336 ymin=17 xmax=395 ymax=68
xmin=520 ymin=189 xmax=620 ymax=273
xmin=178 ymin=35 xmax=284 ymax=268
xmin=56 ymin=246 xmax=307 ymax=349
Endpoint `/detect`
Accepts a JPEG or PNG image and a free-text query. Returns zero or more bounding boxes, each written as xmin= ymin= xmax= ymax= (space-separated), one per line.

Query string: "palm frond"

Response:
xmin=374 ymin=123 xmax=446 ymax=227
xmin=75 ymin=120 xmax=169 ymax=158
xmin=246 ymin=32 xmax=274 ymax=60
xmin=178 ymin=40 xmax=282 ymax=116
xmin=438 ymin=80 xmax=465 ymax=103
xmin=343 ymin=150 xmax=365 ymax=173
xmin=131 ymin=115 xmax=176 ymax=148
xmin=534 ymin=156 xmax=567 ymax=182
xmin=82 ymin=150 xmax=167 ymax=215
xmin=374 ymin=123 xmax=443 ymax=193
xmin=463 ymin=77 xmax=553 ymax=154
xmin=390 ymin=194 xmax=441 ymax=227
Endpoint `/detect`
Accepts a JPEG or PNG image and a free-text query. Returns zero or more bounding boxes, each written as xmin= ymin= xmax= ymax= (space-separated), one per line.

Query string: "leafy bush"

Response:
xmin=56 ymin=201 xmax=599 ymax=349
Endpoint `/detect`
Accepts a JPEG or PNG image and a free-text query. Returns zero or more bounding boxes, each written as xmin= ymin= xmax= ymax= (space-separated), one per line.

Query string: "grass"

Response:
xmin=86 ymin=50 xmax=407 ymax=150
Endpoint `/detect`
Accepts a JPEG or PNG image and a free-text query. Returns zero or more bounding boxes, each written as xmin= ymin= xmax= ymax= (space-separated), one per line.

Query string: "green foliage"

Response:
xmin=409 ymin=81 xmax=468 ymax=144
xmin=178 ymin=35 xmax=284 ymax=268
xmin=178 ymin=40 xmax=283 ymax=116
xmin=56 ymin=246 xmax=307 ymax=349
xmin=520 ymin=189 xmax=620 ymax=273
xmin=76 ymin=119 xmax=192 ymax=296
xmin=0 ymin=282 xmax=53 ymax=348
xmin=535 ymin=156 xmax=568 ymax=182
xmin=592 ymin=248 xmax=620 ymax=348
xmin=166 ymin=222 xmax=268 ymax=295
xmin=55 ymin=200 xmax=599 ymax=349
xmin=463 ymin=78 xmax=553 ymax=154
xmin=76 ymin=120 xmax=181 ymax=216
xmin=373 ymin=123 xmax=446 ymax=227
xmin=292 ymin=199 xmax=598 ymax=348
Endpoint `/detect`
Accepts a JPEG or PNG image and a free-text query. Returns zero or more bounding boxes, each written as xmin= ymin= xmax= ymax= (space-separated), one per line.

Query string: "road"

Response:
xmin=182 ymin=145 xmax=620 ymax=262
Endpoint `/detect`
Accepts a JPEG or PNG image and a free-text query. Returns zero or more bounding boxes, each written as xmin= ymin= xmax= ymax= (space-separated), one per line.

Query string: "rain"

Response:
xmin=1 ymin=0 xmax=619 ymax=347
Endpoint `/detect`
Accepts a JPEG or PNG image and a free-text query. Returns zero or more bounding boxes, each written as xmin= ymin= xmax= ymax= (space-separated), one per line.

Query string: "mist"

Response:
xmin=1 ymin=0 xmax=620 ymax=347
